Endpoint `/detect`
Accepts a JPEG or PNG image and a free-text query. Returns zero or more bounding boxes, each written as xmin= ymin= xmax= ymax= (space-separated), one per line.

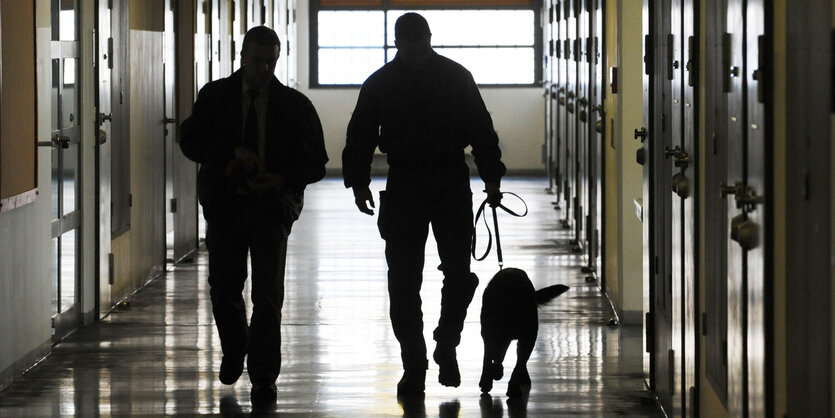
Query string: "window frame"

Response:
xmin=308 ymin=0 xmax=544 ymax=88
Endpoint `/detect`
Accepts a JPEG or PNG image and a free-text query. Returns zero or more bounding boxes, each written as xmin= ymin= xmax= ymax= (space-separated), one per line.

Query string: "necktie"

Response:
xmin=242 ymin=88 xmax=260 ymax=153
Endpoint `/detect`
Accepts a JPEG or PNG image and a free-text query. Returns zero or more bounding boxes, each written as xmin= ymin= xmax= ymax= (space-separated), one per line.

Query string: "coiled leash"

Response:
xmin=471 ymin=192 xmax=528 ymax=270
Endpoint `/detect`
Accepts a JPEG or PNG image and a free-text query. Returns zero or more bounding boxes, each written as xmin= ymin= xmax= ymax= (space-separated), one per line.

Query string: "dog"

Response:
xmin=479 ymin=267 xmax=569 ymax=397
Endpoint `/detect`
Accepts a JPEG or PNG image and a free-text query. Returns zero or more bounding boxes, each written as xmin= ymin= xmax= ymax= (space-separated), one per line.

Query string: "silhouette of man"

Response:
xmin=179 ymin=26 xmax=328 ymax=405
xmin=342 ymin=12 xmax=506 ymax=395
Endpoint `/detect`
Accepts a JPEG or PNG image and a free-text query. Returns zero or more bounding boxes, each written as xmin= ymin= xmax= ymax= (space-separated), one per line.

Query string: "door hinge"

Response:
xmin=722 ymin=340 xmax=728 ymax=366
xmin=107 ymin=37 xmax=113 ymax=69
xmin=128 ymin=193 xmax=133 ymax=207
xmin=654 ymin=255 xmax=659 ymax=276
xmin=108 ymin=253 xmax=115 ymax=285
xmin=722 ymin=33 xmax=733 ymax=93
xmin=170 ymin=198 xmax=177 ymax=213
xmin=645 ymin=312 xmax=654 ymax=353
xmin=668 ymin=349 xmax=676 ymax=392
xmin=701 ymin=312 xmax=708 ymax=335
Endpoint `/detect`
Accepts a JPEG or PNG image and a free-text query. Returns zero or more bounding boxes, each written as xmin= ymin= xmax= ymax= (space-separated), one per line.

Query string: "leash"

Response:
xmin=471 ymin=192 xmax=528 ymax=270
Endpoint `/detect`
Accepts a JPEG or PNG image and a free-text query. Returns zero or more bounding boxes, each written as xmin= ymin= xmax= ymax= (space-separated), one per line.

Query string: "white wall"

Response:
xmin=294 ymin=1 xmax=547 ymax=174
xmin=0 ymin=16 xmax=54 ymax=387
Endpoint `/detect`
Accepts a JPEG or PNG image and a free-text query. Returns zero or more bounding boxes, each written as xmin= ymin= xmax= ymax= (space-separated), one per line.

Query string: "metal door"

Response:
xmin=667 ymin=0 xmax=686 ymax=414
xmin=643 ymin=0 xmax=675 ymax=412
xmin=784 ymin=1 xmax=831 ymax=416
xmin=165 ymin=0 xmax=177 ymax=263
xmin=556 ymin=0 xmax=568 ymax=214
xmin=573 ymin=1 xmax=588 ymax=254
xmin=680 ymin=0 xmax=698 ymax=414
xmin=703 ymin=0 xmax=729 ymax=407
xmin=742 ymin=0 xmax=766 ymax=415
xmin=96 ymin=0 xmax=113 ymax=316
xmin=44 ymin=0 xmax=82 ymax=341
xmin=723 ymin=0 xmax=747 ymax=415
xmin=544 ymin=1 xmax=555 ymax=191
xmin=666 ymin=0 xmax=699 ymax=414
xmin=196 ymin=0 xmax=211 ymax=90
xmin=585 ymin=0 xmax=603 ymax=278
xmin=563 ymin=0 xmax=576 ymax=230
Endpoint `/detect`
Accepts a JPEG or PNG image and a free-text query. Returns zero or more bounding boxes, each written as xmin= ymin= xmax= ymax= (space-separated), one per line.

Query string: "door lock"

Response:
xmin=672 ymin=172 xmax=690 ymax=199
xmin=53 ymin=135 xmax=71 ymax=149
xmin=664 ymin=146 xmax=691 ymax=168
xmin=720 ymin=181 xmax=744 ymax=198
xmin=730 ymin=214 xmax=759 ymax=250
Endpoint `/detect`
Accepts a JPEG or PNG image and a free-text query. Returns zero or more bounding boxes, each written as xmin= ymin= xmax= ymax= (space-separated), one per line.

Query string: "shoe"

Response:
xmin=396 ymin=369 xmax=426 ymax=396
xmin=433 ymin=344 xmax=461 ymax=387
xmin=219 ymin=354 xmax=245 ymax=385
xmin=250 ymin=382 xmax=278 ymax=406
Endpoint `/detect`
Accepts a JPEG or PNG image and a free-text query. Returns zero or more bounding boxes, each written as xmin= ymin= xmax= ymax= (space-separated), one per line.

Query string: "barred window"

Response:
xmin=310 ymin=0 xmax=541 ymax=86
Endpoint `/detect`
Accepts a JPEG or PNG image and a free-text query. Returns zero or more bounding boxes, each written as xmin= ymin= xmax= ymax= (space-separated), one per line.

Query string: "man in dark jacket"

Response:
xmin=180 ymin=26 xmax=328 ymax=405
xmin=342 ymin=13 xmax=506 ymax=396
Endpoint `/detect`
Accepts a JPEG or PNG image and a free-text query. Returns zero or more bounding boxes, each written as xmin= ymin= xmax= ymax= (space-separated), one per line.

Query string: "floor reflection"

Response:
xmin=0 ymin=177 xmax=662 ymax=417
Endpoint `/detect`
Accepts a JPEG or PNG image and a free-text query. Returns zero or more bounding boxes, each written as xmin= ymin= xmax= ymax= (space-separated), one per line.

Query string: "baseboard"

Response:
xmin=0 ymin=339 xmax=52 ymax=392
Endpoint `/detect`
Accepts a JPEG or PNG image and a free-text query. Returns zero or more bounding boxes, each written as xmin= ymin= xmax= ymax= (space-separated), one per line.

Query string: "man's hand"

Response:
xmin=353 ymin=186 xmax=375 ymax=215
xmin=484 ymin=182 xmax=502 ymax=208
xmin=250 ymin=172 xmax=285 ymax=192
xmin=234 ymin=146 xmax=263 ymax=174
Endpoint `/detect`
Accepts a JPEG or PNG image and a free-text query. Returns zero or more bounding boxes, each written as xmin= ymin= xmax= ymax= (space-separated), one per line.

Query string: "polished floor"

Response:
xmin=0 ymin=177 xmax=662 ymax=417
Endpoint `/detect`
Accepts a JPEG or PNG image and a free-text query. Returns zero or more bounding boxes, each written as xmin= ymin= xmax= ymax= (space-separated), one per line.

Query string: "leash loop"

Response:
xmin=471 ymin=192 xmax=528 ymax=269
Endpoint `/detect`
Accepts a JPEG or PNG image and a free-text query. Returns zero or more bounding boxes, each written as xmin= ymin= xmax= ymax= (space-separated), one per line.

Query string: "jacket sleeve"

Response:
xmin=284 ymin=96 xmax=329 ymax=190
xmin=342 ymin=80 xmax=381 ymax=189
xmin=179 ymin=82 xmax=235 ymax=165
xmin=461 ymin=71 xmax=506 ymax=184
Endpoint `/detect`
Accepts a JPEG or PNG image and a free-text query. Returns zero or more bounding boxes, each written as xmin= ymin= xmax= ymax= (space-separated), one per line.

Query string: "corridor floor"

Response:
xmin=0 ymin=177 xmax=662 ymax=417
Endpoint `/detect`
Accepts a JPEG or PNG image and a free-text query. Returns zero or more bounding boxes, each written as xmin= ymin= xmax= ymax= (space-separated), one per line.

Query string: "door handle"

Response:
xmin=164 ymin=117 xmax=177 ymax=124
xmin=99 ymin=113 xmax=112 ymax=122
xmin=634 ymin=127 xmax=647 ymax=141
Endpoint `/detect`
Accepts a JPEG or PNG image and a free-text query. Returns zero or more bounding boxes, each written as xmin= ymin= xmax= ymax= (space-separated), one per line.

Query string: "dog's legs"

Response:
xmin=479 ymin=337 xmax=511 ymax=393
xmin=479 ymin=345 xmax=494 ymax=393
xmin=507 ymin=336 xmax=535 ymax=398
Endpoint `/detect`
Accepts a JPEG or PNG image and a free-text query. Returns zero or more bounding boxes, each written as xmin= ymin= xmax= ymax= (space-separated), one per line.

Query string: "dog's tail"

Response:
xmin=535 ymin=284 xmax=570 ymax=306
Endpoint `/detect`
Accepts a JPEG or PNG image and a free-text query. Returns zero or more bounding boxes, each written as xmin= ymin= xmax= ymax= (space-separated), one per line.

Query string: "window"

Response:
xmin=310 ymin=0 xmax=541 ymax=86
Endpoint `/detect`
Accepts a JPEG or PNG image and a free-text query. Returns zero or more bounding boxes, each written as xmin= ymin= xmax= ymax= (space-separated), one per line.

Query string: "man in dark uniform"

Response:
xmin=179 ymin=26 xmax=328 ymax=405
xmin=342 ymin=13 xmax=506 ymax=395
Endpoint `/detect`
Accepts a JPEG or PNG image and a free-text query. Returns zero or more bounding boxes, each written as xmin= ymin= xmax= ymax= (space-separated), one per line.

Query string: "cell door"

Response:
xmin=555 ymin=0 xmax=571 ymax=209
xmin=742 ymin=0 xmax=767 ymax=415
xmin=703 ymin=0 xmax=729 ymax=407
xmin=723 ymin=0 xmax=747 ymax=415
xmin=45 ymin=0 xmax=82 ymax=341
xmin=540 ymin=1 xmax=556 ymax=193
xmin=573 ymin=1 xmax=588 ymax=252
xmin=586 ymin=0 xmax=604 ymax=276
xmin=666 ymin=0 xmax=699 ymax=414
xmin=680 ymin=0 xmax=698 ymax=414
xmin=562 ymin=0 xmax=576 ymax=230
xmin=667 ymin=0 xmax=686 ymax=414
xmin=96 ymin=0 xmax=113 ymax=315
xmin=644 ymin=0 xmax=675 ymax=412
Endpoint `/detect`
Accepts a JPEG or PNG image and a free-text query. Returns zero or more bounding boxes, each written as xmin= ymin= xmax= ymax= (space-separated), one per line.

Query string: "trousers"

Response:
xmin=377 ymin=184 xmax=479 ymax=371
xmin=205 ymin=198 xmax=288 ymax=384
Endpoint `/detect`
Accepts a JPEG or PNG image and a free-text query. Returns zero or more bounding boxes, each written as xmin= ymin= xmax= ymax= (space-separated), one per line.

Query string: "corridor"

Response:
xmin=0 ymin=178 xmax=661 ymax=416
